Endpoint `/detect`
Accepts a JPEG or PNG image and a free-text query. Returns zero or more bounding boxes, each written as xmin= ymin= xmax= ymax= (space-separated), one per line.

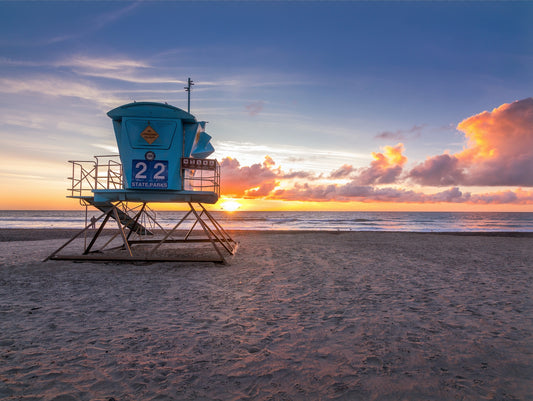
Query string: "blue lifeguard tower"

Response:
xmin=47 ymin=89 xmax=237 ymax=264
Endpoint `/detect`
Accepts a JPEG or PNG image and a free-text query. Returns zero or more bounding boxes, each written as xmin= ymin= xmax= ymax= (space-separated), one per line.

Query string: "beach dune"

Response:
xmin=0 ymin=230 xmax=531 ymax=400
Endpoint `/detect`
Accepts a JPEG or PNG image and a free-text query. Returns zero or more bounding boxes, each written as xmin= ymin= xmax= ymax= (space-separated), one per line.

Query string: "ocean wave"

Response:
xmin=1 ymin=211 xmax=532 ymax=232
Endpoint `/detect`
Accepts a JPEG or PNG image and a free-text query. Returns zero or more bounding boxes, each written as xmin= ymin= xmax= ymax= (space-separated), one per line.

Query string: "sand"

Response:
xmin=0 ymin=229 xmax=531 ymax=400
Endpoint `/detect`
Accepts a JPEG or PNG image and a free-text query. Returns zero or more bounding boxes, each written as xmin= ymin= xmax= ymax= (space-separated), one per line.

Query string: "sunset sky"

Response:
xmin=1 ymin=1 xmax=532 ymax=211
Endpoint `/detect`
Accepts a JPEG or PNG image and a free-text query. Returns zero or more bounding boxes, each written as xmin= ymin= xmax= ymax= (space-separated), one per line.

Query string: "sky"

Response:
xmin=0 ymin=0 xmax=532 ymax=211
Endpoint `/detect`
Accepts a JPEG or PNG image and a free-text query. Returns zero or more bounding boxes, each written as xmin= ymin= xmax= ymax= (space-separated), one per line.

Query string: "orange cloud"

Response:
xmin=220 ymin=155 xmax=533 ymax=205
xmin=221 ymin=155 xmax=321 ymax=198
xmin=355 ymin=143 xmax=407 ymax=185
xmin=245 ymin=181 xmax=279 ymax=198
xmin=220 ymin=156 xmax=279 ymax=197
xmin=409 ymin=98 xmax=533 ymax=186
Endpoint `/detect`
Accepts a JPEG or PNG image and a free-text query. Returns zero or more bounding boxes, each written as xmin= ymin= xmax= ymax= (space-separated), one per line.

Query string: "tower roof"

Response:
xmin=107 ymin=102 xmax=197 ymax=123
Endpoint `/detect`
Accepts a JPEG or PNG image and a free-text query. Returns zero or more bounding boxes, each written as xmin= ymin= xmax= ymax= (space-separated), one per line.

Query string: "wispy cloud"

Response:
xmin=215 ymin=141 xmax=369 ymax=161
xmin=214 ymin=140 xmax=370 ymax=174
xmin=3 ymin=114 xmax=46 ymax=130
xmin=44 ymin=1 xmax=143 ymax=45
xmin=91 ymin=1 xmax=144 ymax=31
xmin=0 ymin=76 xmax=117 ymax=104
xmin=0 ymin=172 xmax=48 ymax=180
xmin=92 ymin=143 xmax=119 ymax=153
xmin=51 ymin=55 xmax=188 ymax=85
xmin=56 ymin=121 xmax=109 ymax=139
xmin=58 ymin=56 xmax=149 ymax=71
xmin=375 ymin=124 xmax=425 ymax=141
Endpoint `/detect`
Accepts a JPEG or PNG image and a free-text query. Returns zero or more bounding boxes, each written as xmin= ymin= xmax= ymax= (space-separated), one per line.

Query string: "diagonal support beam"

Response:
xmin=187 ymin=202 xmax=226 ymax=263
xmin=148 ymin=209 xmax=193 ymax=256
xmin=83 ymin=210 xmax=114 ymax=254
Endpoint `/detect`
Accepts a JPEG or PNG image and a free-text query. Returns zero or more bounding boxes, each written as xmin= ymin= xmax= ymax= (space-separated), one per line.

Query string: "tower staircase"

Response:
xmin=84 ymin=197 xmax=153 ymax=236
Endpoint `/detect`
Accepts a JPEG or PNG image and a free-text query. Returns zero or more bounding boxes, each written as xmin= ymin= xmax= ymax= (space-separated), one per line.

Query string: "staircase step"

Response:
xmin=87 ymin=199 xmax=153 ymax=235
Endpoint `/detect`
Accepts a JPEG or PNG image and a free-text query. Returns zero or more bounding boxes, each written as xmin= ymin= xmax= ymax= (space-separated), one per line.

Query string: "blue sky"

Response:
xmin=1 ymin=1 xmax=532 ymax=210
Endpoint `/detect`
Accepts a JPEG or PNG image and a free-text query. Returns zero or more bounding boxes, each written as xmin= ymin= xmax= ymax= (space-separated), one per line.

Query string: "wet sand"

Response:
xmin=0 ymin=229 xmax=531 ymax=400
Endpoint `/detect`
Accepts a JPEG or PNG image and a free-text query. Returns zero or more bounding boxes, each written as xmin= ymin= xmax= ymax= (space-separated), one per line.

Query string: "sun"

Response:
xmin=219 ymin=199 xmax=242 ymax=212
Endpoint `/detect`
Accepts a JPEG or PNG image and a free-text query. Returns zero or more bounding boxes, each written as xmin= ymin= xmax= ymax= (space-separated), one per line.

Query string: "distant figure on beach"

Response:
xmin=90 ymin=216 xmax=96 ymax=229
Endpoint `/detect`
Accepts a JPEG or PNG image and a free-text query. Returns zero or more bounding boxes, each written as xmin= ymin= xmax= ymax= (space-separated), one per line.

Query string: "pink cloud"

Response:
xmin=409 ymin=98 xmax=533 ymax=186
xmin=469 ymin=189 xmax=533 ymax=204
xmin=354 ymin=143 xmax=407 ymax=185
xmin=329 ymin=164 xmax=354 ymax=179
xmin=220 ymin=156 xmax=279 ymax=197
xmin=220 ymin=155 xmax=533 ymax=204
xmin=269 ymin=183 xmax=533 ymax=205
xmin=272 ymin=183 xmax=337 ymax=201
xmin=408 ymin=154 xmax=465 ymax=186
xmin=245 ymin=181 xmax=280 ymax=198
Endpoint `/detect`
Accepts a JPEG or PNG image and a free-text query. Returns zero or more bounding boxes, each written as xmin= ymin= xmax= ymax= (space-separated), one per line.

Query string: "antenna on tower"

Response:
xmin=184 ymin=77 xmax=194 ymax=113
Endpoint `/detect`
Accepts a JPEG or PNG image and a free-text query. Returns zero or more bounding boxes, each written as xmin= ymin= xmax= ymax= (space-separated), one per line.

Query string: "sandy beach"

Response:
xmin=0 ymin=229 xmax=531 ymax=400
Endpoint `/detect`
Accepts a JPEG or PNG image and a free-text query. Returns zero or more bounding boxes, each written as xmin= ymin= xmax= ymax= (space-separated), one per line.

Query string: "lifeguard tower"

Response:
xmin=47 ymin=92 xmax=237 ymax=264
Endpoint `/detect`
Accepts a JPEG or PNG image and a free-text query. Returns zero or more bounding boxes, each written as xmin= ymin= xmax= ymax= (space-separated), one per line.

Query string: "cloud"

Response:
xmin=220 ymin=155 xmax=533 ymax=205
xmin=456 ymin=97 xmax=533 ymax=186
xmin=409 ymin=98 xmax=533 ymax=186
xmin=245 ymin=181 xmax=279 ymax=198
xmin=375 ymin=124 xmax=425 ymax=141
xmin=54 ymin=55 xmax=187 ymax=85
xmin=273 ymin=183 xmax=337 ymax=201
xmin=408 ymin=154 xmax=464 ymax=186
xmin=92 ymin=1 xmax=144 ymax=31
xmin=334 ymin=184 xmax=469 ymax=203
xmin=214 ymin=140 xmax=369 ymax=176
xmin=282 ymin=170 xmax=318 ymax=180
xmin=220 ymin=154 xmax=321 ymax=197
xmin=426 ymin=187 xmax=469 ymax=203
xmin=92 ymin=143 xmax=119 ymax=153
xmin=270 ymin=183 xmax=533 ymax=205
xmin=220 ymin=156 xmax=280 ymax=197
xmin=59 ymin=56 xmax=149 ymax=71
xmin=354 ymin=143 xmax=407 ymax=185
xmin=44 ymin=2 xmax=143 ymax=45
xmin=0 ymin=76 xmax=119 ymax=105
xmin=215 ymin=141 xmax=367 ymax=161
xmin=469 ymin=188 xmax=533 ymax=204
xmin=329 ymin=164 xmax=354 ymax=179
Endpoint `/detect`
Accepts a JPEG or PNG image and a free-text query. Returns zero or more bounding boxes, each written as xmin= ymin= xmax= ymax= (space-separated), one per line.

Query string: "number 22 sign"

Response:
xmin=131 ymin=160 xmax=168 ymax=189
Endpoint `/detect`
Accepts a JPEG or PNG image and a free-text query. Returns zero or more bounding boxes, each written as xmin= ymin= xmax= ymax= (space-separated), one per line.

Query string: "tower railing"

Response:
xmin=67 ymin=155 xmax=122 ymax=198
xmin=68 ymin=155 xmax=220 ymax=198
xmin=94 ymin=155 xmax=124 ymax=191
xmin=182 ymin=159 xmax=220 ymax=196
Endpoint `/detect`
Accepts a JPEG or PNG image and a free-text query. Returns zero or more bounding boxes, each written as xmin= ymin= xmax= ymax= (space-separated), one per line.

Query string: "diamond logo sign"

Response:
xmin=140 ymin=125 xmax=159 ymax=144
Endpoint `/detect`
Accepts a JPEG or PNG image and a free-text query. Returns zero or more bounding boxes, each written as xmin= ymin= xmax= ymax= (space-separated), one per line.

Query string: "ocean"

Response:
xmin=0 ymin=210 xmax=532 ymax=232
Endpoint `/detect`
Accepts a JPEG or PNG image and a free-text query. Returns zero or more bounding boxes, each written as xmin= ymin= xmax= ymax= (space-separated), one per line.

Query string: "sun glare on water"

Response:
xmin=219 ymin=199 xmax=242 ymax=212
